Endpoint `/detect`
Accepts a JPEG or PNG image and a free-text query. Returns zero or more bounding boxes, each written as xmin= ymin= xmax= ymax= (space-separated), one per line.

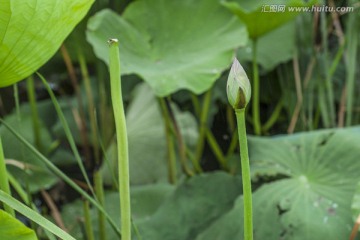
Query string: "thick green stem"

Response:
xmin=60 ymin=44 xmax=91 ymax=165
xmin=83 ymin=200 xmax=95 ymax=240
xmin=252 ymin=40 xmax=261 ymax=135
xmin=205 ymin=128 xmax=227 ymax=170
xmin=262 ymin=97 xmax=283 ymax=132
xmin=167 ymin=100 xmax=195 ymax=176
xmin=99 ymin=134 xmax=119 ymax=189
xmin=78 ymin=51 xmax=100 ymax=164
xmin=0 ymin=136 xmax=15 ymax=216
xmin=190 ymin=93 xmax=201 ymax=117
xmin=108 ymin=39 xmax=131 ymax=240
xmin=94 ymin=171 xmax=106 ymax=240
xmin=320 ymin=12 xmax=336 ymax=127
xmin=235 ymin=108 xmax=253 ymax=240
xmin=97 ymin=62 xmax=114 ymax=147
xmin=13 ymin=84 xmax=20 ymax=118
xmin=159 ymin=98 xmax=177 ymax=184
xmin=345 ymin=10 xmax=358 ymax=126
xmin=79 ymin=53 xmax=106 ymax=238
xmin=194 ymin=89 xmax=212 ymax=167
xmin=26 ymin=76 xmax=42 ymax=152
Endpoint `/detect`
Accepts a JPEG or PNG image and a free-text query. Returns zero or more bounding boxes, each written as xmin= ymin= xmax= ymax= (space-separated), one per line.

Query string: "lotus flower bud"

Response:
xmin=226 ymin=58 xmax=251 ymax=110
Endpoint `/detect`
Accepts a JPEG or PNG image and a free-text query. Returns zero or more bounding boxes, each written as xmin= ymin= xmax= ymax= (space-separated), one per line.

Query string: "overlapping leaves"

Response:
xmin=86 ymin=0 xmax=247 ymax=96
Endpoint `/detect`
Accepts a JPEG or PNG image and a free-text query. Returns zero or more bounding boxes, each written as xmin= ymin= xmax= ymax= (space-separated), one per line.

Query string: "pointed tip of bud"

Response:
xmin=226 ymin=58 xmax=251 ymax=110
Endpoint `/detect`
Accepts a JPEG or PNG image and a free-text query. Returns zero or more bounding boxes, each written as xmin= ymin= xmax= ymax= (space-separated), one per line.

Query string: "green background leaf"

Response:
xmin=198 ymin=127 xmax=360 ymax=239
xmin=222 ymin=0 xmax=315 ymax=39
xmin=237 ymin=21 xmax=295 ymax=71
xmin=250 ymin=127 xmax=360 ymax=239
xmin=100 ymin=84 xmax=168 ymax=185
xmin=135 ymin=172 xmax=242 ymax=240
xmin=61 ymin=183 xmax=175 ymax=239
xmin=0 ymin=0 xmax=94 ymax=87
xmin=101 ymin=83 xmax=198 ymax=185
xmin=86 ymin=0 xmax=247 ymax=96
xmin=0 ymin=210 xmax=37 ymax=240
xmin=0 ymin=112 xmax=58 ymax=193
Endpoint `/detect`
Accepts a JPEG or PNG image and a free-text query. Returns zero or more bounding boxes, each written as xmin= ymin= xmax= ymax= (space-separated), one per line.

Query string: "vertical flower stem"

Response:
xmin=194 ymin=89 xmax=212 ymax=168
xmin=320 ymin=11 xmax=335 ymax=127
xmin=0 ymin=136 xmax=15 ymax=217
xmin=26 ymin=76 xmax=42 ymax=152
xmin=262 ymin=97 xmax=283 ymax=132
xmin=108 ymin=39 xmax=131 ymax=240
xmin=79 ymin=52 xmax=106 ymax=239
xmin=205 ymin=128 xmax=227 ymax=170
xmin=78 ymin=50 xmax=100 ymax=165
xmin=83 ymin=200 xmax=95 ymax=240
xmin=97 ymin=62 xmax=114 ymax=146
xmin=252 ymin=40 xmax=261 ymax=135
xmin=166 ymin=100 xmax=195 ymax=176
xmin=345 ymin=9 xmax=358 ymax=126
xmin=60 ymin=44 xmax=91 ymax=165
xmin=235 ymin=108 xmax=253 ymax=240
xmin=94 ymin=171 xmax=106 ymax=240
xmin=159 ymin=98 xmax=177 ymax=184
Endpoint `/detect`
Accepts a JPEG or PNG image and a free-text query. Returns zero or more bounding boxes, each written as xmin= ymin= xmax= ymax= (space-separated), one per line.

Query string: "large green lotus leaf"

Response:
xmin=101 ymin=83 xmax=198 ymax=185
xmin=195 ymin=193 xmax=281 ymax=240
xmin=134 ymin=172 xmax=242 ymax=240
xmin=351 ymin=181 xmax=360 ymax=221
xmin=0 ymin=0 xmax=94 ymax=87
xmin=198 ymin=127 xmax=360 ymax=239
xmin=86 ymin=0 xmax=247 ymax=97
xmin=249 ymin=127 xmax=360 ymax=239
xmin=222 ymin=0 xmax=315 ymax=39
xmin=62 ymin=173 xmax=240 ymax=239
xmin=0 ymin=210 xmax=37 ymax=240
xmin=100 ymin=83 xmax=167 ymax=185
xmin=237 ymin=21 xmax=295 ymax=71
xmin=0 ymin=112 xmax=58 ymax=193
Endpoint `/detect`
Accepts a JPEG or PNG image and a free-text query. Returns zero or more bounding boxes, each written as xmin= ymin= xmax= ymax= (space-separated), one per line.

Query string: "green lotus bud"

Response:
xmin=226 ymin=58 xmax=251 ymax=110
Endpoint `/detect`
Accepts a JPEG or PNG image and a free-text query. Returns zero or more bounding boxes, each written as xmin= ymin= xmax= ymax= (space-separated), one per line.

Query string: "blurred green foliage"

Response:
xmin=0 ymin=0 xmax=360 ymax=239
